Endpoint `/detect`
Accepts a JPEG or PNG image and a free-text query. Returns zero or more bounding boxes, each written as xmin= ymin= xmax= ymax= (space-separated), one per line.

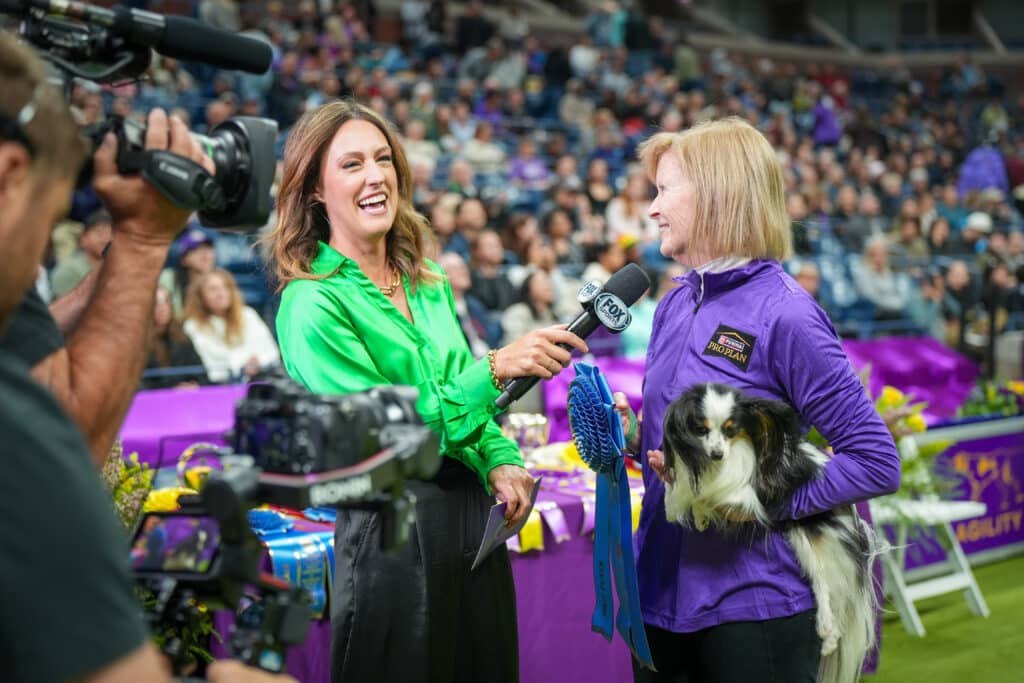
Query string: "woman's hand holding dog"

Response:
xmin=647 ymin=448 xmax=750 ymax=521
xmin=612 ymin=392 xmax=640 ymax=451
xmin=645 ymin=449 xmax=674 ymax=484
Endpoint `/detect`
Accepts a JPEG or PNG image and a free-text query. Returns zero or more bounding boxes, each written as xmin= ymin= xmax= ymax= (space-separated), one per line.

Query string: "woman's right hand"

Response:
xmin=492 ymin=325 xmax=588 ymax=380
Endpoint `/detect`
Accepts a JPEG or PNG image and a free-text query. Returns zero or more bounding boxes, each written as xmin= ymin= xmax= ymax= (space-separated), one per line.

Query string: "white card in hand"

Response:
xmin=471 ymin=477 xmax=541 ymax=571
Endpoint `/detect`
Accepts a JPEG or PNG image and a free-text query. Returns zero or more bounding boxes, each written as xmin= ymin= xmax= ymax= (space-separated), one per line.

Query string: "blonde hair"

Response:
xmin=262 ymin=99 xmax=439 ymax=291
xmin=183 ymin=269 xmax=246 ymax=346
xmin=636 ymin=117 xmax=791 ymax=261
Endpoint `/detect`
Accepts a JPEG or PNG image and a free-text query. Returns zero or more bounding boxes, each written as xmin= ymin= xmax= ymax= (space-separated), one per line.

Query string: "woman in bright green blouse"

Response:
xmin=265 ymin=101 xmax=587 ymax=683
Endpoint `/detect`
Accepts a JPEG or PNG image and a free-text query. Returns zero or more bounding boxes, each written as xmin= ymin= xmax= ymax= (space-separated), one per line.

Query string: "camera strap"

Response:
xmin=141 ymin=150 xmax=225 ymax=211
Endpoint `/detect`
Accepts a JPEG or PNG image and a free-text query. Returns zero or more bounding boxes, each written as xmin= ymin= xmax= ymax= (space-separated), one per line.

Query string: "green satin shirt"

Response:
xmin=276 ymin=241 xmax=522 ymax=488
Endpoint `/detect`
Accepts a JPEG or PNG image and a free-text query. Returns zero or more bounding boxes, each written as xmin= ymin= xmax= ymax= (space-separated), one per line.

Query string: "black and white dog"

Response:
xmin=661 ymin=382 xmax=880 ymax=683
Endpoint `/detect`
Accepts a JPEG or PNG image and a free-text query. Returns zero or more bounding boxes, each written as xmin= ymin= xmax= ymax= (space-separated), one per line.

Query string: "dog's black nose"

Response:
xmin=710 ymin=449 xmax=724 ymax=460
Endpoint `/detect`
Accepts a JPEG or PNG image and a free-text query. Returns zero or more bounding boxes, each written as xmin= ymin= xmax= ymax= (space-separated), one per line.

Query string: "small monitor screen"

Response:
xmin=130 ymin=514 xmax=220 ymax=575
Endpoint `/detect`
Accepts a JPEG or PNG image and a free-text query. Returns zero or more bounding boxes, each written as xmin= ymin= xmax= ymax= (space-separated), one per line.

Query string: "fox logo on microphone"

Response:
xmin=593 ymin=293 xmax=631 ymax=332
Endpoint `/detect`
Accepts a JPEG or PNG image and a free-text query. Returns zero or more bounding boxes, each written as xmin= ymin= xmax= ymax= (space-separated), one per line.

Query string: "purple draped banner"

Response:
xmin=841 ymin=336 xmax=979 ymax=424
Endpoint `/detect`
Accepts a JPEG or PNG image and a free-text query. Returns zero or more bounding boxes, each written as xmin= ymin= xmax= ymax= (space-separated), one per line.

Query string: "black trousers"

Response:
xmin=632 ymin=610 xmax=821 ymax=683
xmin=330 ymin=460 xmax=519 ymax=683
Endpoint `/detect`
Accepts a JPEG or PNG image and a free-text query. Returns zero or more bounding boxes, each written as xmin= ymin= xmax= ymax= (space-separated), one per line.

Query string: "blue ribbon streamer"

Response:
xmin=567 ymin=362 xmax=655 ymax=671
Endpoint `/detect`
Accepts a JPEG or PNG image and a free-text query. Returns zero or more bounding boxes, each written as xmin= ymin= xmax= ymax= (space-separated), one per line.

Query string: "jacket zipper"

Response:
xmin=693 ymin=270 xmax=705 ymax=314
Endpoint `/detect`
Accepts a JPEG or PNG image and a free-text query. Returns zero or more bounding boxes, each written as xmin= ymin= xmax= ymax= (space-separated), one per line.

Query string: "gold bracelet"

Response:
xmin=487 ymin=349 xmax=503 ymax=390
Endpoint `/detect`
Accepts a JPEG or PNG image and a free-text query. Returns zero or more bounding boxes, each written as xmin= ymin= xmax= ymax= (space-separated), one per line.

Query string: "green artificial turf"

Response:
xmin=866 ymin=554 xmax=1024 ymax=682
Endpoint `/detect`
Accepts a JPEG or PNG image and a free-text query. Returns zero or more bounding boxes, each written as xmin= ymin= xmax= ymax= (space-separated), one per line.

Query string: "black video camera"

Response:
xmin=131 ymin=466 xmax=312 ymax=676
xmin=130 ymin=380 xmax=442 ymax=675
xmin=1 ymin=0 xmax=278 ymax=229
xmin=233 ymin=377 xmax=426 ymax=475
xmin=79 ymin=114 xmax=276 ymax=228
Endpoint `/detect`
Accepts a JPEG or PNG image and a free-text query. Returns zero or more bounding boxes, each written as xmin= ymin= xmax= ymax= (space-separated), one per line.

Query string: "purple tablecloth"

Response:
xmin=212 ymin=488 xmax=633 ymax=683
xmin=120 ymin=384 xmax=247 ymax=467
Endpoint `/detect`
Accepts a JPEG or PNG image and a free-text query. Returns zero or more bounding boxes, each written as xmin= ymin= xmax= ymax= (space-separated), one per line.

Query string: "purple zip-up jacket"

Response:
xmin=637 ymin=259 xmax=900 ymax=632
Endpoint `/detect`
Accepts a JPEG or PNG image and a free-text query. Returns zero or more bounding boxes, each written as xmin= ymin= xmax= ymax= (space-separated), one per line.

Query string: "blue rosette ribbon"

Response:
xmin=567 ymin=362 xmax=654 ymax=671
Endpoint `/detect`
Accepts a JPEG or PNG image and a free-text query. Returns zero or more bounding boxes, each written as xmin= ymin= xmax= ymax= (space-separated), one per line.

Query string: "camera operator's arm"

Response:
xmin=80 ymin=643 xmax=172 ymax=683
xmin=30 ymin=109 xmax=213 ymax=464
xmin=207 ymin=660 xmax=299 ymax=682
xmin=79 ymin=645 xmax=299 ymax=683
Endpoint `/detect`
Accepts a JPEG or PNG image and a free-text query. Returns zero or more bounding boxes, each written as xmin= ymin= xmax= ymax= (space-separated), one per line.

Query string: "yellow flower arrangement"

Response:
xmin=809 ymin=381 xmax=951 ymax=500
xmin=870 ymin=384 xmax=955 ymax=500
xmin=101 ymin=440 xmax=154 ymax=531
xmin=143 ymin=486 xmax=198 ymax=513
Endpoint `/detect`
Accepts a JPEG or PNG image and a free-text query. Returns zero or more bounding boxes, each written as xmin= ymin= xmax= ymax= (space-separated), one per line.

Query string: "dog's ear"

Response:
xmin=738 ymin=395 xmax=804 ymax=506
xmin=662 ymin=389 xmax=706 ymax=488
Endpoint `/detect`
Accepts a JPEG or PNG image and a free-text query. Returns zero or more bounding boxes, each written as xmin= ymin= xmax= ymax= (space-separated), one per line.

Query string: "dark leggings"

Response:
xmin=632 ymin=610 xmax=821 ymax=683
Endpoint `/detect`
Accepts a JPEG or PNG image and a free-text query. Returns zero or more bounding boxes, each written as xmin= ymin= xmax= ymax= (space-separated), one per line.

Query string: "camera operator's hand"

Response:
xmin=92 ymin=108 xmax=215 ymax=246
xmin=488 ymin=463 xmax=535 ymax=526
xmin=206 ymin=660 xmax=299 ymax=683
xmin=492 ymin=325 xmax=588 ymax=381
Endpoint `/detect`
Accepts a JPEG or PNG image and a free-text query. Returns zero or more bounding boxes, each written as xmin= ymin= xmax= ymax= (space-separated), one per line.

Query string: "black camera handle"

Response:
xmin=82 ymin=116 xmax=225 ymax=212
xmin=141 ymin=150 xmax=225 ymax=212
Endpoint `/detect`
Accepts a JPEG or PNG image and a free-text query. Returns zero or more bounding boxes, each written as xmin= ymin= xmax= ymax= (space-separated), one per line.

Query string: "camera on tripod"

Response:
xmin=128 ymin=379 xmax=442 ymax=675
xmin=1 ymin=0 xmax=278 ymax=229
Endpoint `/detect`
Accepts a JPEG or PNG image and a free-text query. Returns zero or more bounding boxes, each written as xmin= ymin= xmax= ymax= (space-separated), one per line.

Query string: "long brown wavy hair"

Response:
xmin=149 ymin=286 xmax=191 ymax=366
xmin=183 ymin=269 xmax=247 ymax=346
xmin=264 ymin=99 xmax=439 ymax=291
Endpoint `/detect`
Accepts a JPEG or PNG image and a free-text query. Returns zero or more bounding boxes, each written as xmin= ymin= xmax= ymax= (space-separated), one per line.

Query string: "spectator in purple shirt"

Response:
xmin=508 ymin=137 xmax=552 ymax=190
xmin=812 ymin=94 xmax=842 ymax=147
xmin=621 ymin=117 xmax=899 ymax=682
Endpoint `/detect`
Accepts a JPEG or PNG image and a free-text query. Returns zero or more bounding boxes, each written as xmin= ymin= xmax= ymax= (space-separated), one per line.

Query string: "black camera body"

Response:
xmin=80 ymin=114 xmax=277 ymax=229
xmin=232 ymin=378 xmax=425 ymax=475
xmin=3 ymin=0 xmax=278 ymax=229
xmin=131 ymin=380 xmax=443 ymax=674
xmin=132 ymin=467 xmax=313 ymax=675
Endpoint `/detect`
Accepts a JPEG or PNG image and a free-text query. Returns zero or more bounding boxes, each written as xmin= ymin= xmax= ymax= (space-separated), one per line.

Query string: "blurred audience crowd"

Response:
xmin=40 ymin=0 xmax=1024 ymax=394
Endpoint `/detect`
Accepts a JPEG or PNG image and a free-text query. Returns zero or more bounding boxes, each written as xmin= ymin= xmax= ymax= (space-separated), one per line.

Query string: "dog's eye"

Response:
xmin=723 ymin=425 xmax=738 ymax=438
xmin=693 ymin=425 xmax=709 ymax=436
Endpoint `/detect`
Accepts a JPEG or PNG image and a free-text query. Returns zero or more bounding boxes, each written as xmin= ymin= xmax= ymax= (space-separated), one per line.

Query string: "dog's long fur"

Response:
xmin=662 ymin=383 xmax=881 ymax=683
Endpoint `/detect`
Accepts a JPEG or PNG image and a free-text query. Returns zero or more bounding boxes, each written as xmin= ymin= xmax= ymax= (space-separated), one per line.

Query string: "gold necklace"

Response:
xmin=378 ymin=269 xmax=402 ymax=296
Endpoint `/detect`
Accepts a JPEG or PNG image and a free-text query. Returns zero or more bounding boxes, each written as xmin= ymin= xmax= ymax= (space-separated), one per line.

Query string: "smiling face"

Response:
xmin=649 ymin=153 xmax=706 ymax=266
xmin=319 ymin=119 xmax=399 ymax=251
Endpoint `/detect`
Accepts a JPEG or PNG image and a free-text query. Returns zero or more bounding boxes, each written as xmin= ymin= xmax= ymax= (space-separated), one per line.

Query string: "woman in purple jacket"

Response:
xmin=625 ymin=117 xmax=900 ymax=682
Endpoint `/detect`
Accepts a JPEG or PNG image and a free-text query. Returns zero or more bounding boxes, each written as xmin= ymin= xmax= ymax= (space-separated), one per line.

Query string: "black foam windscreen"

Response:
xmin=602 ymin=262 xmax=652 ymax=306
xmin=159 ymin=16 xmax=273 ymax=74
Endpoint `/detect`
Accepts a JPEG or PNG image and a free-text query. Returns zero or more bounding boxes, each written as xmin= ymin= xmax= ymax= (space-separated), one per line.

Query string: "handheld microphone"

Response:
xmin=16 ymin=0 xmax=273 ymax=74
xmin=494 ymin=263 xmax=651 ymax=410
